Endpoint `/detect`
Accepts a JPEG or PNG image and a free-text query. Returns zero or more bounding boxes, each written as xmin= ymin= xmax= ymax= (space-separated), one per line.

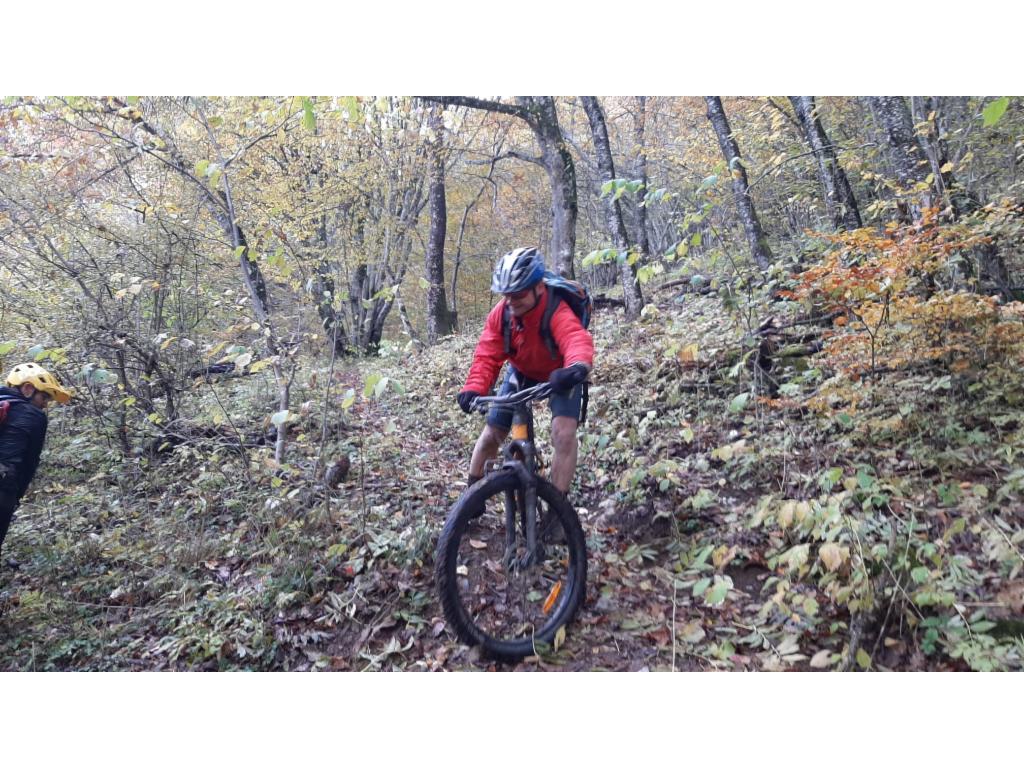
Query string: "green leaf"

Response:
xmin=691 ymin=577 xmax=711 ymax=597
xmin=819 ymin=467 xmax=843 ymax=492
xmin=195 ymin=159 xmax=210 ymax=177
xmin=363 ymin=373 xmax=382 ymax=398
xmin=856 ymin=648 xmax=871 ymax=670
xmin=982 ymin=97 xmax=1009 ymax=127
xmin=691 ymin=488 xmax=717 ymax=510
xmin=341 ymin=388 xmax=355 ymax=410
xmin=326 ymin=543 xmax=348 ymax=559
xmin=0 ymin=340 xmax=16 ymax=355
xmin=270 ymin=409 xmax=290 ymax=427
xmin=303 ymin=98 xmax=317 ymax=132
xmin=704 ymin=576 xmax=731 ymax=606
xmin=728 ymin=392 xmax=750 ymax=413
xmin=208 ymin=168 xmax=222 ymax=188
xmin=698 ymin=174 xmax=718 ymax=192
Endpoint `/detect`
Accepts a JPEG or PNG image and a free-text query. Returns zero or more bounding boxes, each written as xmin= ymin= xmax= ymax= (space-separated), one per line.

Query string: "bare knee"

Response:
xmin=481 ymin=425 xmax=507 ymax=450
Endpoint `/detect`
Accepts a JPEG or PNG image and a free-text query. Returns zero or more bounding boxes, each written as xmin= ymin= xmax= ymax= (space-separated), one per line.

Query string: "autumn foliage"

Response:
xmin=787 ymin=207 xmax=1024 ymax=385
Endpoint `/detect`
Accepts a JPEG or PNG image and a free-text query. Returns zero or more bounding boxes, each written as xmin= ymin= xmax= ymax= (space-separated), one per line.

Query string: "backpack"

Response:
xmin=0 ymin=396 xmax=12 ymax=431
xmin=502 ymin=271 xmax=594 ymax=359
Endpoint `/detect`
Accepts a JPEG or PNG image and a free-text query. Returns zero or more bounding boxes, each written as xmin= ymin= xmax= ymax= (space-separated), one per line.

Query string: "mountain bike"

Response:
xmin=435 ymin=379 xmax=588 ymax=662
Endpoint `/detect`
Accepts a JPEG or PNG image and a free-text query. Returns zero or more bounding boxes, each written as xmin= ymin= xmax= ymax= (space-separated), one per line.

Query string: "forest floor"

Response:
xmin=2 ymin=290 xmax=1023 ymax=671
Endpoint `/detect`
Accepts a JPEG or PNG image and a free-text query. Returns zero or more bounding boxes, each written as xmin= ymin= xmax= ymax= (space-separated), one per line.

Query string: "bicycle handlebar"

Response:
xmin=470 ymin=382 xmax=552 ymax=414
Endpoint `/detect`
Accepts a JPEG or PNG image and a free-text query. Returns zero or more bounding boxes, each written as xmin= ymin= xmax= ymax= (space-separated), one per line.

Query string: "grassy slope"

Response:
xmin=2 ymin=291 xmax=1023 ymax=670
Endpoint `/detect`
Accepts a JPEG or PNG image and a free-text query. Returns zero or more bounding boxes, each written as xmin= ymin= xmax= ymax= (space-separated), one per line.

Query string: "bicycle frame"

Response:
xmin=473 ymin=382 xmax=552 ymax=569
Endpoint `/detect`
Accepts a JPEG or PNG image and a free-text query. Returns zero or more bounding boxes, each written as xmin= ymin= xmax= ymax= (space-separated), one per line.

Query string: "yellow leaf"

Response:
xmin=711 ymin=545 xmax=730 ymax=568
xmin=553 ymin=625 xmax=566 ymax=652
xmin=777 ymin=500 xmax=795 ymax=528
xmin=794 ymin=501 xmax=811 ymax=523
xmin=678 ymin=343 xmax=699 ymax=363
xmin=712 ymin=544 xmax=738 ymax=570
xmin=939 ymin=162 xmax=954 ymax=174
xmin=712 ymin=444 xmax=734 ymax=462
xmin=819 ymin=543 xmax=848 ymax=572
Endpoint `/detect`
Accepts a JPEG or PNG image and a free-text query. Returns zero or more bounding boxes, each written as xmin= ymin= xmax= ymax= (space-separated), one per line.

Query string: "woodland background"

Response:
xmin=1 ymin=95 xmax=1023 ymax=671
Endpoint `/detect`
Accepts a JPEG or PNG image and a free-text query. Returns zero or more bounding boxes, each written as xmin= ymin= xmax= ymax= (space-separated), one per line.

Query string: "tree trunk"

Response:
xmin=704 ymin=96 xmax=773 ymax=270
xmin=421 ymin=96 xmax=578 ymax=277
xmin=632 ymin=96 xmax=652 ymax=260
xmin=425 ymin=106 xmax=455 ymax=343
xmin=788 ymin=96 xmax=862 ymax=231
xmin=581 ymin=96 xmax=644 ymax=320
xmin=515 ymin=97 xmax=577 ymax=277
xmin=864 ymin=96 xmax=933 ymax=222
xmin=913 ymin=97 xmax=978 ymax=219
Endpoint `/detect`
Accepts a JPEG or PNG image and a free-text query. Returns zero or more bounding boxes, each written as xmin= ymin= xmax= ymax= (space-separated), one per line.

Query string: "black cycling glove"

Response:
xmin=457 ymin=390 xmax=481 ymax=414
xmin=548 ymin=363 xmax=588 ymax=394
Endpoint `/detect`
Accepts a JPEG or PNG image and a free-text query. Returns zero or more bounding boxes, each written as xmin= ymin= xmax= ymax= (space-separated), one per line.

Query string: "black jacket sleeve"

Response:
xmin=18 ymin=412 xmax=47 ymax=498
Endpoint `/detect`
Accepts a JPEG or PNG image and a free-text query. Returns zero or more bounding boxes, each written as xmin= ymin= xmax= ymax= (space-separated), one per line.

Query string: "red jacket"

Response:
xmin=463 ymin=286 xmax=594 ymax=394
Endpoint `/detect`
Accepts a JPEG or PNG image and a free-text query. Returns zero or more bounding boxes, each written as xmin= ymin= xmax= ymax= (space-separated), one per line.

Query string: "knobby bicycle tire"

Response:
xmin=435 ymin=468 xmax=587 ymax=662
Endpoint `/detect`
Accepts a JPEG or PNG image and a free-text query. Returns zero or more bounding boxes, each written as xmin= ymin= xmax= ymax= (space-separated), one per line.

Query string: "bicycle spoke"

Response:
xmin=452 ymin=489 xmax=573 ymax=646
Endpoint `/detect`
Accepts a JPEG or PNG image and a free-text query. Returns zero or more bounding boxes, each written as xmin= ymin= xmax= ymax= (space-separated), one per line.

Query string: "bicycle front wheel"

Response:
xmin=435 ymin=469 xmax=587 ymax=662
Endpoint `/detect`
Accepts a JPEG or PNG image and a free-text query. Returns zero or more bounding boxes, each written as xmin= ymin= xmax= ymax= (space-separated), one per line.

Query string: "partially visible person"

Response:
xmin=0 ymin=362 xmax=73 ymax=562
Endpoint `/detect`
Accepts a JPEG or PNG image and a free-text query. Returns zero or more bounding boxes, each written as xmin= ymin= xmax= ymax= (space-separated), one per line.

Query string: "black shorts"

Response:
xmin=486 ymin=367 xmax=584 ymax=431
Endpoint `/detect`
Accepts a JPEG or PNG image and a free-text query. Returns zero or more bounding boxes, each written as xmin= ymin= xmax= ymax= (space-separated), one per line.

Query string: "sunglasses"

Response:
xmin=505 ymin=288 xmax=533 ymax=301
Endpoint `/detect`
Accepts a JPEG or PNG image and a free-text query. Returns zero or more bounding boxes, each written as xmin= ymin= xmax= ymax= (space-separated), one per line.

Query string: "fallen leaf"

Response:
xmin=810 ymin=649 xmax=832 ymax=668
xmin=679 ymin=621 xmax=706 ymax=644
xmin=553 ymin=626 xmax=566 ymax=652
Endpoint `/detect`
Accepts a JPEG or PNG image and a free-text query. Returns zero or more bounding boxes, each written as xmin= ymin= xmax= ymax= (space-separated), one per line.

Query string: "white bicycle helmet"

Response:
xmin=491 ymin=247 xmax=545 ymax=294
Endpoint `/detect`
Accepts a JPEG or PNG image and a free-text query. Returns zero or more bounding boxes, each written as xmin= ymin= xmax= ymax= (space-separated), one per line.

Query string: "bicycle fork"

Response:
xmin=502 ymin=450 xmax=540 ymax=569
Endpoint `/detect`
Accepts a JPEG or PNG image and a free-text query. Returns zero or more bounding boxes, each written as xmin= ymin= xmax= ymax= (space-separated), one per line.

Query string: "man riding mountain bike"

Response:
xmin=457 ymin=247 xmax=594 ymax=499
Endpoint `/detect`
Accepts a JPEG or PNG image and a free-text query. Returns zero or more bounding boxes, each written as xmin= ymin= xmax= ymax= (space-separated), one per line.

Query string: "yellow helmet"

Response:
xmin=5 ymin=362 xmax=74 ymax=404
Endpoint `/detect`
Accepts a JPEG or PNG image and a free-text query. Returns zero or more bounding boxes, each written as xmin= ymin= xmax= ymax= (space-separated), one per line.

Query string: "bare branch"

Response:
xmin=419 ymin=96 xmax=535 ymax=125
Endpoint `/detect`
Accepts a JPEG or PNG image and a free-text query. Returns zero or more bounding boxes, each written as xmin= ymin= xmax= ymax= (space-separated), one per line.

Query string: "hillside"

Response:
xmin=3 ymin=284 xmax=1022 ymax=671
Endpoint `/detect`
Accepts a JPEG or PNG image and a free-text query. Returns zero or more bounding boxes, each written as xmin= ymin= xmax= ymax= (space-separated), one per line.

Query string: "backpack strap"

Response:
xmin=540 ymin=290 xmax=562 ymax=359
xmin=502 ymin=301 xmax=513 ymax=356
